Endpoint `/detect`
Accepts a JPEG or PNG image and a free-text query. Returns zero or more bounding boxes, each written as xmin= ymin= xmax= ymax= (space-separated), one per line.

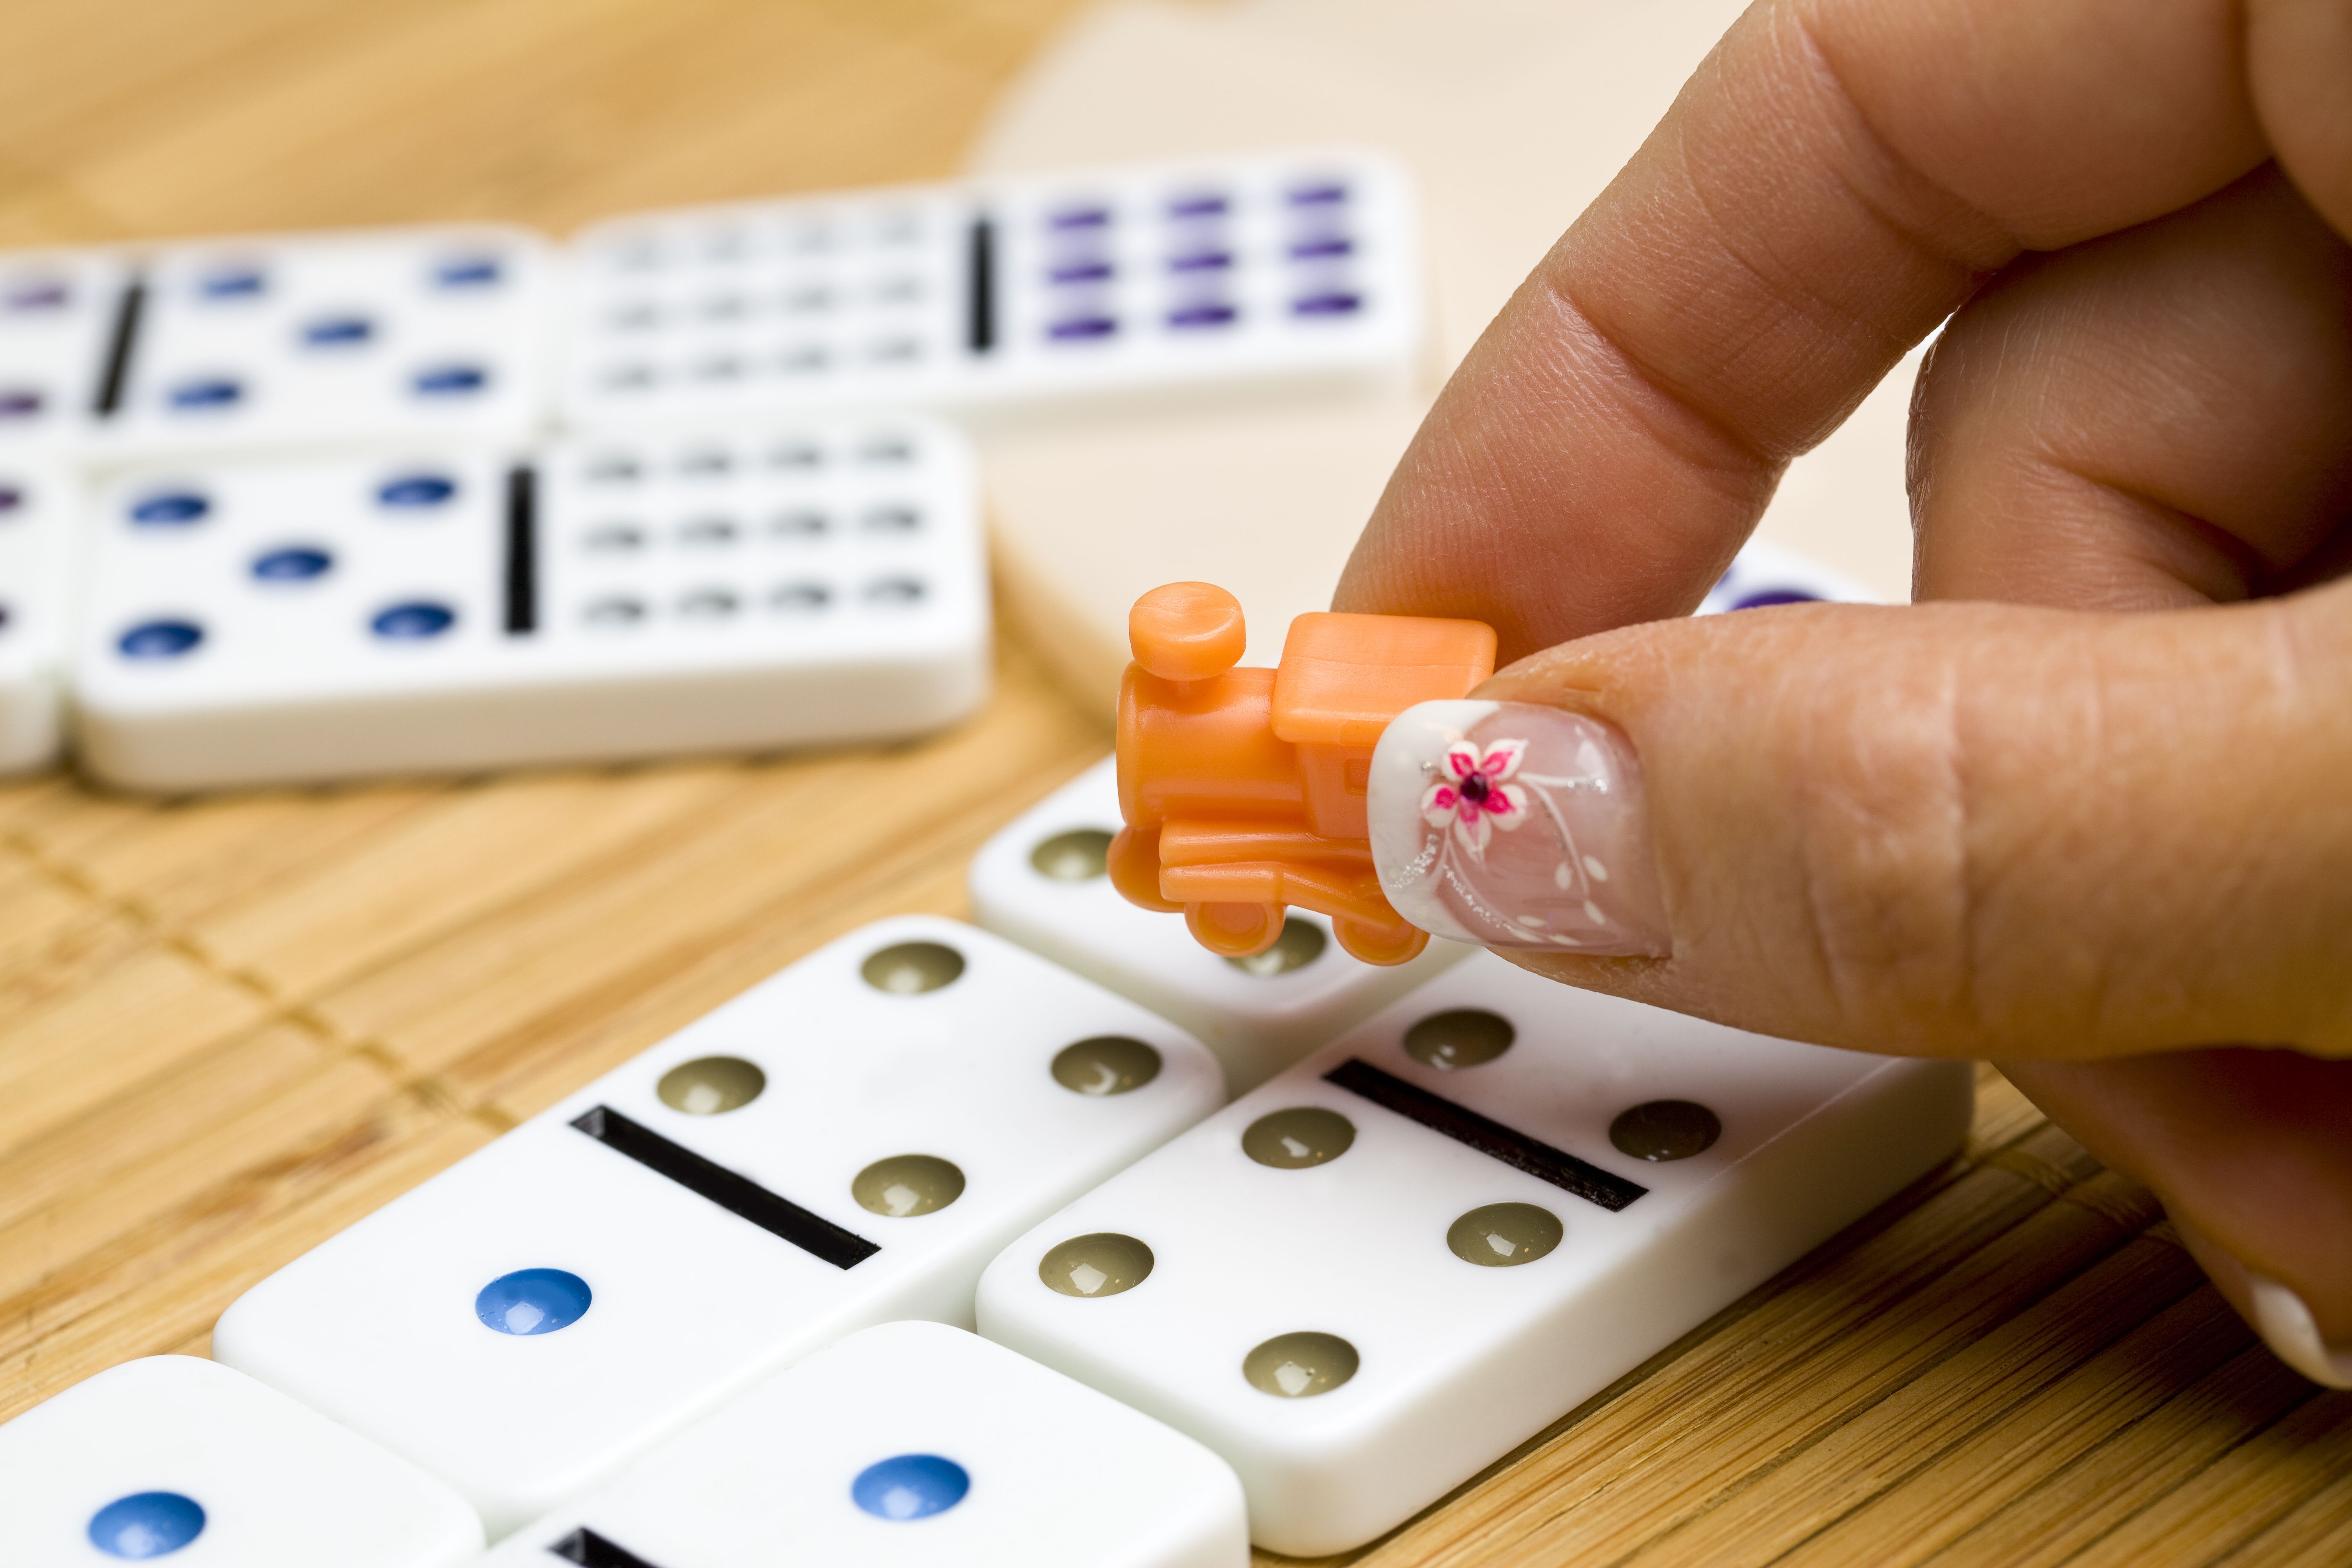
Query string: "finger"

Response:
xmin=2001 ymin=1050 xmax=2352 ymax=1381
xmin=1336 ymin=0 xmax=2266 ymax=659
xmin=2249 ymin=0 xmax=2352 ymax=240
xmin=1910 ymin=165 xmax=2352 ymax=611
xmin=1367 ymin=584 xmax=2352 ymax=1059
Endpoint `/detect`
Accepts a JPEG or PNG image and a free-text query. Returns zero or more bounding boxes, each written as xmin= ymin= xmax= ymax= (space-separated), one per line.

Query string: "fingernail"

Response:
xmin=2249 ymin=1274 xmax=2352 ymax=1390
xmin=1368 ymin=700 xmax=1669 ymax=956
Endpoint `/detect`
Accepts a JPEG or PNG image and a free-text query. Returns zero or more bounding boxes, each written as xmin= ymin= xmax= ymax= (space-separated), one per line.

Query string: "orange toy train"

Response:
xmin=1107 ymin=582 xmax=1496 ymax=966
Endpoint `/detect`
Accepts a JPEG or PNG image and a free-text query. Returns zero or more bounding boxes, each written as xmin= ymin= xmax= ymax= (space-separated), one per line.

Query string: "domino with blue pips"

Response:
xmin=213 ymin=916 xmax=1223 ymax=1536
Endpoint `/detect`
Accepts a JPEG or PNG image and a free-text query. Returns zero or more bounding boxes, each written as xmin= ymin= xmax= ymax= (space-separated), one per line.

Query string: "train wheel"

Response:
xmin=1186 ymin=900 xmax=1283 ymax=957
xmin=1333 ymin=916 xmax=1429 ymax=966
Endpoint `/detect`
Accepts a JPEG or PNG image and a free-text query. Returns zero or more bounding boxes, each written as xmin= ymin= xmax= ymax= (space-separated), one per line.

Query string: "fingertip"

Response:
xmin=2249 ymin=0 xmax=2352 ymax=241
xmin=2174 ymin=1211 xmax=2352 ymax=1389
xmin=1446 ymin=599 xmax=2352 ymax=1060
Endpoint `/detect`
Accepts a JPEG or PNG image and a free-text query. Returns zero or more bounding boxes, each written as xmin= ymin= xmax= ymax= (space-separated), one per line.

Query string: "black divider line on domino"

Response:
xmin=966 ymin=215 xmax=996 ymax=354
xmin=551 ymin=1527 xmax=663 ymax=1568
xmin=504 ymin=464 xmax=538 ymax=635
xmin=93 ymin=276 xmax=146 ymax=418
xmin=1323 ymin=1058 xmax=1649 ymax=1212
xmin=570 ymin=1105 xmax=879 ymax=1267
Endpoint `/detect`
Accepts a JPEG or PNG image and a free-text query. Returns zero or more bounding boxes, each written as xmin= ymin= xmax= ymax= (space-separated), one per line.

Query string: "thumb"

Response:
xmin=1366 ymin=580 xmax=2352 ymax=1060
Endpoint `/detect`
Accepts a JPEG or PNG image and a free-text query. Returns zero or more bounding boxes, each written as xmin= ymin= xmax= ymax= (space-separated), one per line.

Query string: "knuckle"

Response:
xmin=1783 ymin=653 xmax=1990 ymax=1044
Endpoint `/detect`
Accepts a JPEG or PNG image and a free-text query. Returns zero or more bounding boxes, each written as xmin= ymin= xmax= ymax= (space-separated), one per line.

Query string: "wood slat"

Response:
xmin=303 ymin=644 xmax=1101 ymax=1112
xmin=1929 ymin=1345 xmax=2321 ymax=1568
xmin=1641 ymin=1235 xmax=2207 ymax=1568
xmin=0 ymin=1087 xmax=490 ymax=1422
xmin=2216 ymin=1460 xmax=2352 ymax=1568
xmin=1783 ymin=1286 xmax=2266 ymax=1568
xmin=0 ymin=0 xmax=452 ymax=174
xmin=25 ymin=778 xmax=444 ymax=935
xmin=2061 ymin=1393 xmax=2352 ymax=1568
xmin=0 ymin=900 xmax=273 ymax=1162
xmin=186 ymin=766 xmax=756 ymax=1002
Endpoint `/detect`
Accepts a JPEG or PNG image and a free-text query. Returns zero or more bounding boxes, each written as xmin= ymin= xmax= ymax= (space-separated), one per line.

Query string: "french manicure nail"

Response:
xmin=2249 ymin=1274 xmax=2352 ymax=1390
xmin=1368 ymin=700 xmax=1669 ymax=956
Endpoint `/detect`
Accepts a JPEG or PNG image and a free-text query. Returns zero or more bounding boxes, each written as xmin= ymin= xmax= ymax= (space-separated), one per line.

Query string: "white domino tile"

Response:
xmin=972 ymin=755 xmax=1468 ymax=1092
xmin=70 ymin=417 xmax=988 ymax=789
xmin=0 ymin=248 xmax=129 ymax=454
xmin=0 ymin=459 xmax=70 ymax=771
xmin=98 ymin=224 xmax=552 ymax=461
xmin=0 ymin=1356 xmax=482 ymax=1566
xmin=0 ymin=225 xmax=552 ymax=464
xmin=562 ymin=147 xmax=1419 ymax=430
xmin=978 ymin=952 xmax=1975 ymax=1555
xmin=214 ymin=916 xmax=1225 ymax=1537
xmin=484 ymin=1321 xmax=1246 ymax=1568
xmin=1700 ymin=538 xmax=1878 ymax=613
xmin=564 ymin=186 xmax=969 ymax=426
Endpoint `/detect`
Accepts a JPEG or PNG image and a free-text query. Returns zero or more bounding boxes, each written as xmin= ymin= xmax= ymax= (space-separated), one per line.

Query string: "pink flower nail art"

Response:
xmin=1419 ymin=737 xmax=1530 ymax=856
xmin=1369 ymin=701 xmax=1670 ymax=956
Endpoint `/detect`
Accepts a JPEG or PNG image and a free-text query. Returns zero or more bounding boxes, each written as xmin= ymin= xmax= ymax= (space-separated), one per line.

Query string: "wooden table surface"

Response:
xmin=2 ymin=3 xmax=2346 ymax=1564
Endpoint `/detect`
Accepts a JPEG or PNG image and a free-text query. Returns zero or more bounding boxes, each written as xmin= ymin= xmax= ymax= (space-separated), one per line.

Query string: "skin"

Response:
xmin=1333 ymin=0 xmax=2352 ymax=1346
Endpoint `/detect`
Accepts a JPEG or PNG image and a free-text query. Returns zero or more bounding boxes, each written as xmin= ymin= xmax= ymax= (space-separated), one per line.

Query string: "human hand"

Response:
xmin=1338 ymin=0 xmax=2352 ymax=1384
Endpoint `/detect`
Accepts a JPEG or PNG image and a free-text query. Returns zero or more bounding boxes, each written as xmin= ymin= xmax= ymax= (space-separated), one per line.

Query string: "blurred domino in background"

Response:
xmin=0 ymin=1356 xmax=482 ymax=1566
xmin=1 ymin=225 xmax=551 ymax=464
xmin=214 ymin=917 xmax=1224 ymax=1535
xmin=1698 ymin=537 xmax=1879 ymax=613
xmin=0 ymin=249 xmax=129 ymax=454
xmin=0 ymin=459 xmax=70 ymax=771
xmin=972 ymin=755 xmax=1466 ymax=1093
xmin=979 ymin=951 xmax=1973 ymax=1555
xmin=101 ymin=226 xmax=552 ymax=461
xmin=484 ymin=1321 xmax=1247 ymax=1568
xmin=72 ymin=417 xmax=988 ymax=790
xmin=562 ymin=147 xmax=1419 ymax=430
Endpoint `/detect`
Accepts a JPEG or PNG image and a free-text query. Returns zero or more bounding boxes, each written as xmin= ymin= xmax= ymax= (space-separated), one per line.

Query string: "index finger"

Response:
xmin=1333 ymin=0 xmax=2265 ymax=660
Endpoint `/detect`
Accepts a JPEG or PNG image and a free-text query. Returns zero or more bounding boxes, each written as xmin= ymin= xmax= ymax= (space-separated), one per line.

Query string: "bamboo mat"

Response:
xmin=0 ymin=4 xmax=2345 ymax=1564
